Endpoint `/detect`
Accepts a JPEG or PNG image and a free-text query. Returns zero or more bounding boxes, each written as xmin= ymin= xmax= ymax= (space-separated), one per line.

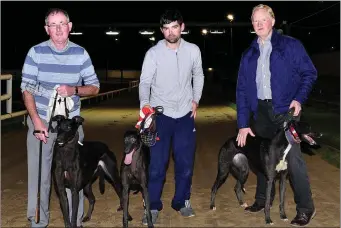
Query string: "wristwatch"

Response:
xmin=75 ymin=86 xmax=79 ymax=95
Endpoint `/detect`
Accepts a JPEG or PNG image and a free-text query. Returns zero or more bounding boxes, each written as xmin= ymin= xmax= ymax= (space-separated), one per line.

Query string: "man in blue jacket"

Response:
xmin=138 ymin=9 xmax=204 ymax=225
xmin=236 ymin=4 xmax=316 ymax=227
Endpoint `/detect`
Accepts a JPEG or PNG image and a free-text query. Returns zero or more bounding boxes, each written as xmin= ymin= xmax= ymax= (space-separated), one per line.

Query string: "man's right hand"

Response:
xmin=236 ymin=127 xmax=255 ymax=147
xmin=142 ymin=104 xmax=153 ymax=112
xmin=33 ymin=119 xmax=49 ymax=144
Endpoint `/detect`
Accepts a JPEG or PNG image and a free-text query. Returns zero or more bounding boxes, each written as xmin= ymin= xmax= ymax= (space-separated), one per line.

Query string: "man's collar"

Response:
xmin=48 ymin=39 xmax=70 ymax=52
xmin=257 ymin=30 xmax=273 ymax=45
xmin=164 ymin=37 xmax=184 ymax=50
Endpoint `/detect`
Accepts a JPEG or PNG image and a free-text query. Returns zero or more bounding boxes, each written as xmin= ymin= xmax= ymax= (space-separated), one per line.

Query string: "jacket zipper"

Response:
xmin=176 ymin=51 xmax=180 ymax=112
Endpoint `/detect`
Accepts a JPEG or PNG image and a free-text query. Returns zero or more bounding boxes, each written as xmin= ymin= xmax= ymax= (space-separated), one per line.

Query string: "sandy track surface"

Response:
xmin=1 ymin=91 xmax=339 ymax=227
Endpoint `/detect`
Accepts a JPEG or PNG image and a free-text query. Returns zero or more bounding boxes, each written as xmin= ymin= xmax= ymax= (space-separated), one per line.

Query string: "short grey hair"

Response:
xmin=251 ymin=4 xmax=275 ymax=21
xmin=45 ymin=8 xmax=70 ymax=25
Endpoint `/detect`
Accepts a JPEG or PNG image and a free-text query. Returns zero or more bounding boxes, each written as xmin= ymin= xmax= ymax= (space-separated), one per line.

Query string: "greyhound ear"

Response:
xmin=52 ymin=115 xmax=65 ymax=123
xmin=72 ymin=116 xmax=84 ymax=125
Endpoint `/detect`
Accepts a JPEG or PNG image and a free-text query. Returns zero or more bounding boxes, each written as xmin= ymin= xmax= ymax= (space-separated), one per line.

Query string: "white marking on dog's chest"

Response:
xmin=275 ymin=131 xmax=294 ymax=172
xmin=64 ymin=171 xmax=70 ymax=180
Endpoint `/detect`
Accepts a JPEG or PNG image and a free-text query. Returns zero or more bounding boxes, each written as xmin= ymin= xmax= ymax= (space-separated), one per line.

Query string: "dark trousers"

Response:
xmin=252 ymin=100 xmax=315 ymax=213
xmin=148 ymin=112 xmax=196 ymax=211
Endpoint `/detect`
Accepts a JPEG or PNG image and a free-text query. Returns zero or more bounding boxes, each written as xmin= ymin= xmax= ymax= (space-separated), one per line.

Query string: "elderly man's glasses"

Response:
xmin=47 ymin=22 xmax=69 ymax=29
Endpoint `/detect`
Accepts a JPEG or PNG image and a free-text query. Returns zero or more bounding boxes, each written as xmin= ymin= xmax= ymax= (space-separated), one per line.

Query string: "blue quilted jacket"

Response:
xmin=236 ymin=30 xmax=317 ymax=129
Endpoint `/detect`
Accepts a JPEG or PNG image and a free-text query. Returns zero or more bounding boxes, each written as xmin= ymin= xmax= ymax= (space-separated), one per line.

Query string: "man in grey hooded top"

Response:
xmin=138 ymin=8 xmax=204 ymax=225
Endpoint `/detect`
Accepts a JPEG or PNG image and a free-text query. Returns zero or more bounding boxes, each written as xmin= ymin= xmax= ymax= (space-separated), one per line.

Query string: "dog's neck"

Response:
xmin=56 ymin=132 xmax=80 ymax=160
xmin=132 ymin=142 xmax=143 ymax=157
xmin=129 ymin=142 xmax=143 ymax=173
xmin=284 ymin=127 xmax=300 ymax=144
xmin=66 ymin=132 xmax=79 ymax=147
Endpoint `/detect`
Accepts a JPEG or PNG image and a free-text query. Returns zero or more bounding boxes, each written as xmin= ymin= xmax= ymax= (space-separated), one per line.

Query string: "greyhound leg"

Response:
xmin=82 ymin=184 xmax=95 ymax=222
xmin=210 ymin=161 xmax=230 ymax=210
xmin=122 ymin=184 xmax=130 ymax=228
xmin=279 ymin=171 xmax=288 ymax=221
xmin=104 ymin=166 xmax=133 ymax=221
xmin=71 ymin=188 xmax=79 ymax=228
xmin=234 ymin=178 xmax=248 ymax=208
xmin=264 ymin=179 xmax=274 ymax=225
xmin=232 ymin=154 xmax=249 ymax=208
xmin=54 ymin=173 xmax=71 ymax=227
xmin=141 ymin=184 xmax=154 ymax=228
xmin=101 ymin=156 xmax=129 ymax=217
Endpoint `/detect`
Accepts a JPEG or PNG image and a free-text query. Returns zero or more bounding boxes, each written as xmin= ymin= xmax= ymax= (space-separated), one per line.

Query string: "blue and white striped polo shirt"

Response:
xmin=20 ymin=39 xmax=100 ymax=120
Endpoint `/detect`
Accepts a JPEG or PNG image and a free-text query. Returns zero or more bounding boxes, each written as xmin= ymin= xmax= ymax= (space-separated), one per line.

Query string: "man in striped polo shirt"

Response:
xmin=20 ymin=8 xmax=100 ymax=227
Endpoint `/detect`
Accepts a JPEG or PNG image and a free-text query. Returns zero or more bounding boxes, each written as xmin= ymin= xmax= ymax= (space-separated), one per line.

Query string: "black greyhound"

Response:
xmin=120 ymin=130 xmax=153 ymax=228
xmin=120 ymin=105 xmax=163 ymax=228
xmin=51 ymin=115 xmax=125 ymax=227
xmin=210 ymin=118 xmax=321 ymax=225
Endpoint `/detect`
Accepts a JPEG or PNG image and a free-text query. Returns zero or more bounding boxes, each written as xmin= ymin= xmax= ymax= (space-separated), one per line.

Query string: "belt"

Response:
xmin=258 ymin=99 xmax=272 ymax=103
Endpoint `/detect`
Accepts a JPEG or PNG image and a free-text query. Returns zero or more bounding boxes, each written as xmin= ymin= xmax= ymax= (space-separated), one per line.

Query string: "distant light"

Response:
xmin=181 ymin=30 xmax=190 ymax=35
xmin=149 ymin=37 xmax=155 ymax=41
xmin=331 ymin=46 xmax=334 ymax=49
xmin=308 ymin=32 xmax=311 ymax=35
xmin=115 ymin=38 xmax=118 ymax=41
xmin=139 ymin=30 xmax=154 ymax=35
xmin=106 ymin=30 xmax=120 ymax=35
xmin=210 ymin=29 xmax=225 ymax=34
xmin=208 ymin=68 xmax=213 ymax=71
xmin=70 ymin=32 xmax=83 ymax=35
xmin=202 ymin=29 xmax=208 ymax=35
xmin=250 ymin=30 xmax=256 ymax=34
xmin=227 ymin=14 xmax=234 ymax=22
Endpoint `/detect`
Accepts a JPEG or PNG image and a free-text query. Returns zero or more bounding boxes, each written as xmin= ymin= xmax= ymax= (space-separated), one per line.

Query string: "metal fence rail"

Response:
xmin=1 ymin=74 xmax=13 ymax=114
xmin=0 ymin=78 xmax=139 ymax=121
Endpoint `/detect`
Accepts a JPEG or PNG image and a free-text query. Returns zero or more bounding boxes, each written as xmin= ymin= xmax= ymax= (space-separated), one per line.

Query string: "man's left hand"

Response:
xmin=289 ymin=100 xmax=302 ymax=116
xmin=190 ymin=101 xmax=198 ymax=118
xmin=57 ymin=85 xmax=76 ymax=97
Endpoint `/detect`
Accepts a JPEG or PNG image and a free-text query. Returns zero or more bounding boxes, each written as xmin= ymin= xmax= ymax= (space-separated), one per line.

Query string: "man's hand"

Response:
xmin=32 ymin=118 xmax=49 ymax=144
xmin=190 ymin=101 xmax=198 ymax=118
xmin=142 ymin=104 xmax=154 ymax=113
xmin=236 ymin=127 xmax=255 ymax=147
xmin=289 ymin=100 xmax=302 ymax=116
xmin=56 ymin=85 xmax=76 ymax=97
xmin=135 ymin=104 xmax=155 ymax=130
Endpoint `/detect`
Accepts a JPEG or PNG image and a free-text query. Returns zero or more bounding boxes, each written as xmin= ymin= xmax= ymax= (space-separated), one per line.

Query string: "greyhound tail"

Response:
xmin=98 ymin=165 xmax=105 ymax=194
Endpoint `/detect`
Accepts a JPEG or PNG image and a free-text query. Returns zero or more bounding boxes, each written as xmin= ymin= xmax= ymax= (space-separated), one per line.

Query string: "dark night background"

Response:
xmin=1 ymin=1 xmax=340 ymax=113
xmin=1 ymin=1 xmax=340 ymax=70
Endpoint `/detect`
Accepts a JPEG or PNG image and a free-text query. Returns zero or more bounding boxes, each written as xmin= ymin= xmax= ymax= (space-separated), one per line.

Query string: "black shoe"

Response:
xmin=290 ymin=209 xmax=316 ymax=227
xmin=244 ymin=201 xmax=265 ymax=213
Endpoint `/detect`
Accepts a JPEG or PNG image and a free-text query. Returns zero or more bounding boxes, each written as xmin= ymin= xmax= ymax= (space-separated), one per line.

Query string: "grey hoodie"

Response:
xmin=139 ymin=38 xmax=205 ymax=118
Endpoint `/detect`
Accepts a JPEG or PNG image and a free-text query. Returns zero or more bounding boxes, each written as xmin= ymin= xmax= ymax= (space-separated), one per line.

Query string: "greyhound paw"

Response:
xmin=116 ymin=205 xmax=123 ymax=212
xmin=280 ymin=215 xmax=288 ymax=222
xmin=82 ymin=216 xmax=90 ymax=222
xmin=210 ymin=205 xmax=216 ymax=210
xmin=240 ymin=202 xmax=248 ymax=208
xmin=265 ymin=218 xmax=274 ymax=225
xmin=128 ymin=215 xmax=133 ymax=221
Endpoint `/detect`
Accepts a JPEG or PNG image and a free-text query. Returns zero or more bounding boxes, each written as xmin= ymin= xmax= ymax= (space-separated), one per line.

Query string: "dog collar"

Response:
xmin=288 ymin=125 xmax=301 ymax=143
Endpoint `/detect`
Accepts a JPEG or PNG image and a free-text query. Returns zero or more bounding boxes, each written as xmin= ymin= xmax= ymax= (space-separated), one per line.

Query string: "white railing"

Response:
xmin=0 ymin=79 xmax=139 ymax=121
xmin=1 ymin=74 xmax=13 ymax=114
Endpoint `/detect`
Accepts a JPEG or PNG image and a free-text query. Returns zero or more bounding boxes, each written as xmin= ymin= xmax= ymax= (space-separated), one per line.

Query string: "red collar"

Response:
xmin=289 ymin=125 xmax=301 ymax=143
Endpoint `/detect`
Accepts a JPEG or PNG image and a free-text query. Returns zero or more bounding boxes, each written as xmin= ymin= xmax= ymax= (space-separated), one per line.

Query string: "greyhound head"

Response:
xmin=52 ymin=115 xmax=84 ymax=147
xmin=123 ymin=130 xmax=142 ymax=165
xmin=285 ymin=120 xmax=322 ymax=146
